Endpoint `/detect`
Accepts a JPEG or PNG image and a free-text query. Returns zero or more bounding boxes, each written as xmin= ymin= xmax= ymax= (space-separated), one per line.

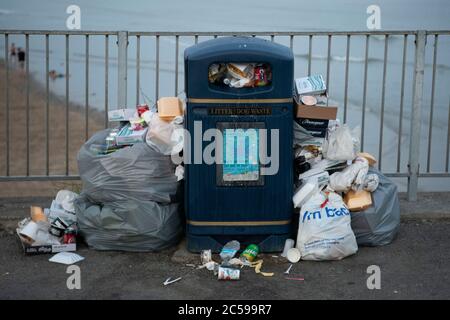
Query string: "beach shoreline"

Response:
xmin=0 ymin=60 xmax=105 ymax=197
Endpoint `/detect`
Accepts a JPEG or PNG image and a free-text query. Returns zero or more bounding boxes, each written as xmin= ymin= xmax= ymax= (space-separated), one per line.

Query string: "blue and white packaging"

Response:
xmin=295 ymin=74 xmax=327 ymax=96
xmin=108 ymin=108 xmax=137 ymax=122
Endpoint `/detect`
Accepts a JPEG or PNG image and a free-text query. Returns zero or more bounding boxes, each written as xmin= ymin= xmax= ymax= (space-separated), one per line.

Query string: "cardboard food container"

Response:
xmin=344 ymin=190 xmax=373 ymax=212
xmin=16 ymin=229 xmax=76 ymax=255
xmin=157 ymin=97 xmax=183 ymax=121
xmin=295 ymin=102 xmax=338 ymax=120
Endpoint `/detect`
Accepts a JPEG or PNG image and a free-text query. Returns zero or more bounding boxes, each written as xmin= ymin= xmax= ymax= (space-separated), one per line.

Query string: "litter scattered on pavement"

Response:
xmin=218 ymin=266 xmax=240 ymax=280
xmin=251 ymin=260 xmax=274 ymax=277
xmin=281 ymin=239 xmax=295 ymax=258
xmin=285 ymin=277 xmax=305 ymax=281
xmin=163 ymin=277 xmax=182 ymax=286
xmin=49 ymin=252 xmax=84 ymax=265
xmin=284 ymin=264 xmax=293 ymax=275
xmin=287 ymin=248 xmax=301 ymax=263
xmin=17 ymin=190 xmax=79 ymax=255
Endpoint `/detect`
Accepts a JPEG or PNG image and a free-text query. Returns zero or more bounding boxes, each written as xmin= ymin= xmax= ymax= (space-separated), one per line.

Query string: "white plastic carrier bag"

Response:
xmin=296 ymin=191 xmax=358 ymax=261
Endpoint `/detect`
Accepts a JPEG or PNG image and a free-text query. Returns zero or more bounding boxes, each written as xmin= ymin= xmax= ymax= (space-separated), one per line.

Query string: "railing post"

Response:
xmin=407 ymin=30 xmax=426 ymax=201
xmin=117 ymin=31 xmax=128 ymax=108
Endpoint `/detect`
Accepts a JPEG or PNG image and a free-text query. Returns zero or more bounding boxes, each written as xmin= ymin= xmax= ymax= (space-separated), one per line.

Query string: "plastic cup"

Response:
xmin=287 ymin=248 xmax=301 ymax=263
xmin=19 ymin=221 xmax=39 ymax=242
xmin=281 ymin=239 xmax=295 ymax=258
xmin=301 ymin=95 xmax=317 ymax=106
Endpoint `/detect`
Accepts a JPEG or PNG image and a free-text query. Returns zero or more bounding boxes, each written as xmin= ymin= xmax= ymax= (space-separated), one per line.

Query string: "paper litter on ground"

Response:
xmin=49 ymin=252 xmax=84 ymax=265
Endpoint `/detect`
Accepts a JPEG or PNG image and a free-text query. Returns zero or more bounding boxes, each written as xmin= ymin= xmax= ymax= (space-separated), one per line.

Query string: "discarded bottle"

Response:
xmin=220 ymin=240 xmax=240 ymax=263
xmin=240 ymin=244 xmax=259 ymax=262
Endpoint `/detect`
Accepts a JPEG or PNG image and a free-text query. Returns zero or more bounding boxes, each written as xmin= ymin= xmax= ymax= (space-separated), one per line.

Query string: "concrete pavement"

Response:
xmin=1 ymin=217 xmax=449 ymax=299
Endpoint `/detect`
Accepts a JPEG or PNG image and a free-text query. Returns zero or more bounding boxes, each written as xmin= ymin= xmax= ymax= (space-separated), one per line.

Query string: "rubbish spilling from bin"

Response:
xmin=292 ymin=72 xmax=400 ymax=261
xmin=16 ymin=37 xmax=402 ymax=286
xmin=49 ymin=252 xmax=84 ymax=265
xmin=17 ymin=190 xmax=79 ymax=255
xmin=209 ymin=62 xmax=272 ymax=88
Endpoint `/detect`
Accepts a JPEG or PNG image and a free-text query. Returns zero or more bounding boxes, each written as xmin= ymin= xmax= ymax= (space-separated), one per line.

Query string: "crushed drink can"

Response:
xmin=240 ymin=244 xmax=259 ymax=262
xmin=218 ymin=266 xmax=240 ymax=280
xmin=63 ymin=227 xmax=77 ymax=244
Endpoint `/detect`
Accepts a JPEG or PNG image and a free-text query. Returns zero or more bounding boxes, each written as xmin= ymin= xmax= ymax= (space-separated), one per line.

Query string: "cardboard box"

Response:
xmin=297 ymin=118 xmax=329 ymax=129
xmin=108 ymin=108 xmax=137 ymax=122
xmin=295 ymin=75 xmax=327 ymax=96
xmin=157 ymin=97 xmax=183 ymax=122
xmin=295 ymin=103 xmax=338 ymax=120
xmin=344 ymin=190 xmax=372 ymax=212
xmin=17 ymin=229 xmax=76 ymax=255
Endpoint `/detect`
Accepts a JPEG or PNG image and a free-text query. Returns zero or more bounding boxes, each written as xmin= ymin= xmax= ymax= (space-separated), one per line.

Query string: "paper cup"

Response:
xmin=19 ymin=221 xmax=39 ymax=242
xmin=287 ymin=248 xmax=301 ymax=263
xmin=281 ymin=239 xmax=295 ymax=258
xmin=301 ymin=95 xmax=317 ymax=106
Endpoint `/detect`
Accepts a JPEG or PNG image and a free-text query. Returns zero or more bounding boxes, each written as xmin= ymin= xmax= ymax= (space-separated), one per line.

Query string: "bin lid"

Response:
xmin=184 ymin=36 xmax=293 ymax=62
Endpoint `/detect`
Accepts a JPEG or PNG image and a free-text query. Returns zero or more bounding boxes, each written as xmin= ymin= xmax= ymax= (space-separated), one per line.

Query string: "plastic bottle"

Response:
xmin=220 ymin=240 xmax=240 ymax=264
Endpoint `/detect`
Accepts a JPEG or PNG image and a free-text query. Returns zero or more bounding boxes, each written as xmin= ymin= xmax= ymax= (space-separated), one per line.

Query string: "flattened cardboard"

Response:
xmin=108 ymin=108 xmax=136 ymax=122
xmin=16 ymin=229 xmax=76 ymax=255
xmin=297 ymin=118 xmax=329 ymax=129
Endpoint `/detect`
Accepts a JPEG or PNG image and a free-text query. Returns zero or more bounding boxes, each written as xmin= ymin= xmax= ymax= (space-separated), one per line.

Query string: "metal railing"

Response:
xmin=1 ymin=30 xmax=450 ymax=201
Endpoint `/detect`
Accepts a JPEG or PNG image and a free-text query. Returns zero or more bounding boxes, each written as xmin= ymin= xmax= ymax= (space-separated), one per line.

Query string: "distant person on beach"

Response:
xmin=48 ymin=69 xmax=65 ymax=80
xmin=17 ymin=47 xmax=25 ymax=70
xmin=9 ymin=43 xmax=17 ymax=67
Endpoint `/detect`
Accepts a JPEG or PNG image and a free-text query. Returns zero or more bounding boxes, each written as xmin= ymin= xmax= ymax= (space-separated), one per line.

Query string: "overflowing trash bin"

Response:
xmin=14 ymin=36 xmax=402 ymax=285
xmin=184 ymin=36 xmax=294 ymax=252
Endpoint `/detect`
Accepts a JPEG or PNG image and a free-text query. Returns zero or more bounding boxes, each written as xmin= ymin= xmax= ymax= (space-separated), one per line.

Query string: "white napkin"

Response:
xmin=49 ymin=252 xmax=84 ymax=265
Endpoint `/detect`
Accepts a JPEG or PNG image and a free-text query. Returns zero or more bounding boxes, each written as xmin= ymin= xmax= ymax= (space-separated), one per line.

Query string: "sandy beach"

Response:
xmin=0 ymin=61 xmax=105 ymax=197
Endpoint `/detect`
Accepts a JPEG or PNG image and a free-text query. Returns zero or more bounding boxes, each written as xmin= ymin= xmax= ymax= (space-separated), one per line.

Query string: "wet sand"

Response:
xmin=0 ymin=61 xmax=105 ymax=197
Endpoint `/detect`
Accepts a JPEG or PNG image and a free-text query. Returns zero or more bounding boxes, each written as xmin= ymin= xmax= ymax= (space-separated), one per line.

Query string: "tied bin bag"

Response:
xmin=77 ymin=130 xmax=178 ymax=203
xmin=350 ymin=168 xmax=400 ymax=246
xmin=75 ymin=129 xmax=183 ymax=251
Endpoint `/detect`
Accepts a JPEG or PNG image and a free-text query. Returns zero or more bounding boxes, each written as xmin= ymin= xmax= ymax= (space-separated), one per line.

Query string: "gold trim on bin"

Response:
xmin=187 ymin=98 xmax=293 ymax=104
xmin=187 ymin=219 xmax=291 ymax=226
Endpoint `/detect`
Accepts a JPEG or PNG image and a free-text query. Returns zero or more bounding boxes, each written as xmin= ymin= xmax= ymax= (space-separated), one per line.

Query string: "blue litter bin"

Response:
xmin=184 ymin=36 xmax=294 ymax=252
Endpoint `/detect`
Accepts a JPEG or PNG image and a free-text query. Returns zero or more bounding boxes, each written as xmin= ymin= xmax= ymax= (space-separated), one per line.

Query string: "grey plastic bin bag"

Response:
xmin=74 ymin=196 xmax=182 ymax=251
xmin=77 ymin=129 xmax=178 ymax=204
xmin=75 ymin=129 xmax=183 ymax=251
xmin=350 ymin=168 xmax=400 ymax=246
